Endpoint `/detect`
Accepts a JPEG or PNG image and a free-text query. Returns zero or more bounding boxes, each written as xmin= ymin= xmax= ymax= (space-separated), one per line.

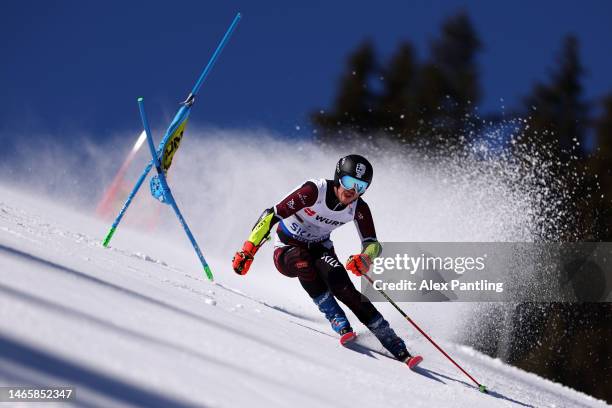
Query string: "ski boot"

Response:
xmin=338 ymin=325 xmax=357 ymax=345
xmin=313 ymin=291 xmax=354 ymax=338
xmin=367 ymin=314 xmax=420 ymax=367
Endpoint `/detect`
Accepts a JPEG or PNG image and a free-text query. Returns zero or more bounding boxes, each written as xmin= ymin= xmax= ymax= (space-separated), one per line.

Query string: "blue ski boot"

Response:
xmin=367 ymin=314 xmax=411 ymax=362
xmin=313 ymin=291 xmax=352 ymax=335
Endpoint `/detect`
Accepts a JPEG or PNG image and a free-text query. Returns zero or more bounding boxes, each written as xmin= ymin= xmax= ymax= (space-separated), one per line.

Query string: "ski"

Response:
xmin=340 ymin=331 xmax=357 ymax=346
xmin=406 ymin=355 xmax=423 ymax=370
xmin=338 ymin=329 xmax=422 ymax=370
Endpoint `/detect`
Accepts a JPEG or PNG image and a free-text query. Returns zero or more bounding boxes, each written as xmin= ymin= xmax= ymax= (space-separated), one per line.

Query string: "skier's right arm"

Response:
xmin=248 ymin=208 xmax=280 ymax=247
xmin=232 ymin=181 xmax=318 ymax=275
xmin=232 ymin=208 xmax=278 ymax=275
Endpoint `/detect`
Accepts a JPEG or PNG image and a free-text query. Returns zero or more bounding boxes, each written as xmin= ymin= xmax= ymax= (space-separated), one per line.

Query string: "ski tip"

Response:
xmin=478 ymin=384 xmax=488 ymax=394
xmin=340 ymin=331 xmax=357 ymax=346
xmin=406 ymin=355 xmax=423 ymax=370
xmin=137 ymin=97 xmax=144 ymax=102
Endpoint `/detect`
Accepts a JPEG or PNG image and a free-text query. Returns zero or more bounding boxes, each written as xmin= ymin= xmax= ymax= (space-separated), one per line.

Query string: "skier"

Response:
xmin=232 ymin=154 xmax=419 ymax=365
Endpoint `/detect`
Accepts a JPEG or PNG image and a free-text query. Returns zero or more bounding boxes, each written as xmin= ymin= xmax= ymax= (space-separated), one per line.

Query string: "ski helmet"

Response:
xmin=334 ymin=154 xmax=373 ymax=193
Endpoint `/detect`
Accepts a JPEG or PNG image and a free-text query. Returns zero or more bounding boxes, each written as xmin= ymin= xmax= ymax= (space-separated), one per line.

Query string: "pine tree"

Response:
xmin=376 ymin=42 xmax=419 ymax=141
xmin=312 ymin=41 xmax=378 ymax=142
xmin=594 ymin=95 xmax=612 ymax=177
xmin=430 ymin=12 xmax=481 ymax=107
xmin=591 ymin=95 xmax=612 ymax=239
xmin=524 ymin=35 xmax=589 ymax=159
xmin=311 ymin=12 xmax=482 ymax=150
xmin=415 ymin=12 xmax=482 ymax=147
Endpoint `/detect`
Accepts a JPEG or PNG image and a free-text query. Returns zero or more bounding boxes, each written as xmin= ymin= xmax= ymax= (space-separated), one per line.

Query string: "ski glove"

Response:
xmin=345 ymin=254 xmax=372 ymax=276
xmin=232 ymin=241 xmax=258 ymax=275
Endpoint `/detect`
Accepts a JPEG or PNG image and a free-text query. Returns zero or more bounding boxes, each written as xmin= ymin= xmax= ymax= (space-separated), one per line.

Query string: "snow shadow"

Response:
xmin=407 ymin=366 xmax=446 ymax=385
xmin=289 ymin=320 xmax=404 ymax=362
xmin=0 ymin=333 xmax=202 ymax=408
xmin=0 ymin=243 xmax=324 ymax=366
xmin=214 ymin=281 xmax=317 ymax=322
xmin=418 ymin=368 xmax=534 ymax=407
xmin=0 ymin=282 xmax=338 ymax=406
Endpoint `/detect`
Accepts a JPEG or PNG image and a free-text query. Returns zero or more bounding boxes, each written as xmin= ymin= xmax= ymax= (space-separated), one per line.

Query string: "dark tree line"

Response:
xmin=312 ymin=12 xmax=611 ymax=403
xmin=312 ymin=13 xmax=482 ymax=148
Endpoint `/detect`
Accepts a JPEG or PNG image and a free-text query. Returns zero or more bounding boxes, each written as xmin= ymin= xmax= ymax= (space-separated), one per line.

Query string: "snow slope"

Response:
xmin=0 ymin=184 xmax=608 ymax=408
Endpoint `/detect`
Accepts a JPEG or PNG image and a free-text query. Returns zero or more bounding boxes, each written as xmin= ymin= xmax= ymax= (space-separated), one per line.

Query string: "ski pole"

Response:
xmin=362 ymin=273 xmax=488 ymax=393
xmin=137 ymin=98 xmax=214 ymax=281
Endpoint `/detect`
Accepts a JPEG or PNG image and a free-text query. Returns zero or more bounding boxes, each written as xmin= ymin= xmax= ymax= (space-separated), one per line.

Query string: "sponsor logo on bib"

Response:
xmin=315 ymin=215 xmax=344 ymax=226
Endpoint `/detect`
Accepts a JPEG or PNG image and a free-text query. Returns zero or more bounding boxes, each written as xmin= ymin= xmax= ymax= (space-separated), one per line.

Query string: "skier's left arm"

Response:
xmin=346 ymin=198 xmax=382 ymax=276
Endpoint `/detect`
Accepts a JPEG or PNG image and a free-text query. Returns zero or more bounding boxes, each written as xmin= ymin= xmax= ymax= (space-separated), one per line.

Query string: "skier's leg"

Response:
xmin=315 ymin=248 xmax=378 ymax=324
xmin=316 ymin=248 xmax=411 ymax=361
xmin=274 ymin=246 xmax=323 ymax=290
xmin=273 ymin=246 xmax=351 ymax=334
xmin=365 ymin=314 xmax=411 ymax=361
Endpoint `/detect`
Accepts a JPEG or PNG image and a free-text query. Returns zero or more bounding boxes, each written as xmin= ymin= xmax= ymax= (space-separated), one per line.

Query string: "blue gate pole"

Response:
xmin=191 ymin=13 xmax=241 ymax=96
xmin=102 ymin=12 xmax=241 ymax=248
xmin=102 ymin=159 xmax=154 ymax=247
xmin=138 ymin=97 xmax=214 ymax=281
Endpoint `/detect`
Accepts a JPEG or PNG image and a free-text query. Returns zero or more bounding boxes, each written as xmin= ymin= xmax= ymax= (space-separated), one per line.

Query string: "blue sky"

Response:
xmin=1 ymin=0 xmax=611 ymax=140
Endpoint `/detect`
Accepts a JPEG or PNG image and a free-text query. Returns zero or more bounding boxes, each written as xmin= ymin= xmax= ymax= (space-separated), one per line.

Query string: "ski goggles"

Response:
xmin=339 ymin=175 xmax=369 ymax=194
